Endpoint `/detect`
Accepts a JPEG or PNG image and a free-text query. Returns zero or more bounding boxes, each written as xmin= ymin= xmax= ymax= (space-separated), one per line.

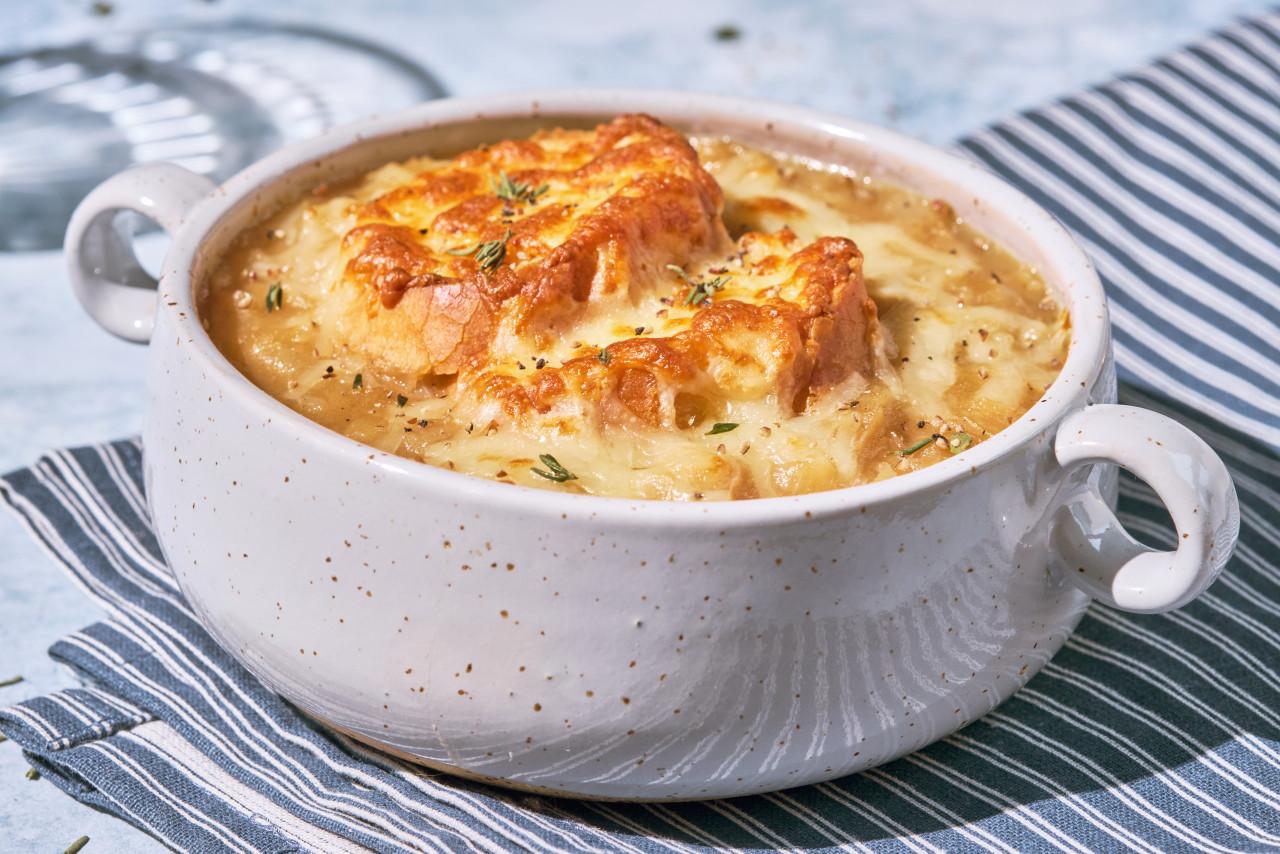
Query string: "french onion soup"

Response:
xmin=200 ymin=115 xmax=1068 ymax=500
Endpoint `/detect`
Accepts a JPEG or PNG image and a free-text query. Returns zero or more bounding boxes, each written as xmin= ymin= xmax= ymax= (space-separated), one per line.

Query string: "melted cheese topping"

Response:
xmin=201 ymin=116 xmax=1068 ymax=501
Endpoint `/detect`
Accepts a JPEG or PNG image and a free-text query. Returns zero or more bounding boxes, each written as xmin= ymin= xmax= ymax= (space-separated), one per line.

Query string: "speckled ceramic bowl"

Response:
xmin=64 ymin=90 xmax=1238 ymax=800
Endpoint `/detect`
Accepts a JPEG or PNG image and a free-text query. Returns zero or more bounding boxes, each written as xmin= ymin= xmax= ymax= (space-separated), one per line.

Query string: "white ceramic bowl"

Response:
xmin=65 ymin=90 xmax=1239 ymax=800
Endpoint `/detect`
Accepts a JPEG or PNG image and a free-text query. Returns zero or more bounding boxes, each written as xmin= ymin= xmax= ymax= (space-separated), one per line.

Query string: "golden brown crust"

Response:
xmin=335 ymin=114 xmax=885 ymax=438
xmin=464 ymin=228 xmax=879 ymax=435
xmin=340 ymin=114 xmax=730 ymax=374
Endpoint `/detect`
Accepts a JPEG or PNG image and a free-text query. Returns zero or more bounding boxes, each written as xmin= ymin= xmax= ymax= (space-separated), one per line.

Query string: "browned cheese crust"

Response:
xmin=341 ymin=114 xmax=733 ymax=372
xmin=336 ymin=114 xmax=885 ymax=437
xmin=470 ymin=230 xmax=881 ymax=435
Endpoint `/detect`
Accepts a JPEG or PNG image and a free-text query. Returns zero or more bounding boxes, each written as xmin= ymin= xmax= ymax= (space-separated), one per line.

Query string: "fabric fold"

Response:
xmin=0 ymin=687 xmax=154 ymax=753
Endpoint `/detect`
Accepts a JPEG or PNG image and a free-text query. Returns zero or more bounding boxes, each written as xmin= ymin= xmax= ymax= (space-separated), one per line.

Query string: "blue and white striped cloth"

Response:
xmin=959 ymin=16 xmax=1280 ymax=448
xmin=3 ymin=11 xmax=1280 ymax=854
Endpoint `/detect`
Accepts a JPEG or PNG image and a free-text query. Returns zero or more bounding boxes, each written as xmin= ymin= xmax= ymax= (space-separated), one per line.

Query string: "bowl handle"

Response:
xmin=1052 ymin=404 xmax=1239 ymax=613
xmin=64 ymin=163 xmax=216 ymax=343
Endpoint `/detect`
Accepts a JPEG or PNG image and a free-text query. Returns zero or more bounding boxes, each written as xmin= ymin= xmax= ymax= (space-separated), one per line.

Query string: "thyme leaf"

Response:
xmin=597 ymin=349 xmax=611 ymax=365
xmin=65 ymin=837 xmax=90 ymax=854
xmin=896 ymin=434 xmax=940 ymax=456
xmin=447 ymin=229 xmax=514 ymax=273
xmin=352 ymin=373 xmax=363 ymax=390
xmin=667 ymin=264 xmax=729 ymax=306
xmin=949 ymin=432 xmax=973 ymax=454
xmin=667 ymin=263 xmax=696 ymax=285
xmin=531 ymin=453 xmax=577 ymax=483
xmin=686 ymin=276 xmax=729 ymax=306
xmin=0 ymin=675 xmax=23 ymax=688
xmin=706 ymin=422 xmax=738 ymax=435
xmin=492 ymin=170 xmax=549 ymax=204
xmin=396 ymin=394 xmax=408 ymax=408
xmin=265 ymin=282 xmax=283 ymax=312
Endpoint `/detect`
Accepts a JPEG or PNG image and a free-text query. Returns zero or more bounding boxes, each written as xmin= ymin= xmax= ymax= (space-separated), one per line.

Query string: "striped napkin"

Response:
xmin=4 ymin=12 xmax=1280 ymax=854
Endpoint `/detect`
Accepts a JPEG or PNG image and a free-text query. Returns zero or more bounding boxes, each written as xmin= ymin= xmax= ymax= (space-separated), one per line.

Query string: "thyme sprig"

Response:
xmin=531 ymin=454 xmax=577 ymax=483
xmin=265 ymin=282 xmax=283 ymax=312
xmin=492 ymin=170 xmax=549 ymax=204
xmin=706 ymin=422 xmax=738 ymax=435
xmin=897 ymin=434 xmax=940 ymax=456
xmin=897 ymin=431 xmax=975 ymax=456
xmin=447 ymin=228 xmax=514 ymax=274
xmin=667 ymin=264 xmax=729 ymax=306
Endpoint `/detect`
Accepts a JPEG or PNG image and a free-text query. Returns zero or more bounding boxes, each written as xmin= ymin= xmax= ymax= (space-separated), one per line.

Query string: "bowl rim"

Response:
xmin=156 ymin=87 xmax=1108 ymax=526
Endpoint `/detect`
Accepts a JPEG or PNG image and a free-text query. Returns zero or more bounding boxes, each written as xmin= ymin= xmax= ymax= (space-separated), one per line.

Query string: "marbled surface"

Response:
xmin=0 ymin=1 xmax=1273 ymax=850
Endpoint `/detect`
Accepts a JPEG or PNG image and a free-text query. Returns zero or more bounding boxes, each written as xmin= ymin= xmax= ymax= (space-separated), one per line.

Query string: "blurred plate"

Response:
xmin=0 ymin=20 xmax=445 ymax=251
